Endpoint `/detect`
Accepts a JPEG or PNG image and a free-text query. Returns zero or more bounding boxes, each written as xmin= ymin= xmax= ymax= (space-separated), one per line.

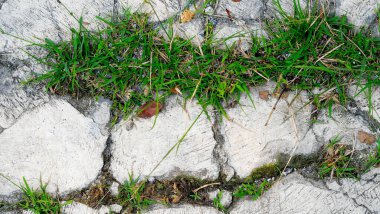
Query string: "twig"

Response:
xmin=193 ymin=182 xmax=221 ymax=192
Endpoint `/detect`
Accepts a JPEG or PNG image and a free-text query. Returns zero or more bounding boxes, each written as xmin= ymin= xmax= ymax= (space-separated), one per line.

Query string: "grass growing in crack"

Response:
xmin=0 ymin=174 xmax=71 ymax=214
xmin=319 ymin=136 xmax=358 ymax=179
xmin=212 ymin=191 xmax=226 ymax=212
xmin=233 ymin=180 xmax=271 ymax=201
xmin=22 ymin=1 xmax=379 ymax=120
xmin=117 ymin=174 xmax=155 ymax=213
xmin=365 ymin=138 xmax=380 ymax=171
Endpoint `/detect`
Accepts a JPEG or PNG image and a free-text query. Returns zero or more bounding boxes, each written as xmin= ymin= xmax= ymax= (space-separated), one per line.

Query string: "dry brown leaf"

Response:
xmin=232 ymin=0 xmax=241 ymax=2
xmin=259 ymin=90 xmax=270 ymax=101
xmin=137 ymin=101 xmax=163 ymax=118
xmin=180 ymin=9 xmax=195 ymax=23
xmin=171 ymin=194 xmax=182 ymax=203
xmin=358 ymin=130 xmax=376 ymax=145
xmin=170 ymin=86 xmax=182 ymax=95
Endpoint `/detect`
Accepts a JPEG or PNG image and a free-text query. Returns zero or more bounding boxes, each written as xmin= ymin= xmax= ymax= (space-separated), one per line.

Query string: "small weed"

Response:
xmin=233 ymin=180 xmax=271 ymax=201
xmin=319 ymin=136 xmax=358 ymax=179
xmin=365 ymin=138 xmax=380 ymax=171
xmin=189 ymin=192 xmax=201 ymax=201
xmin=117 ymin=174 xmax=155 ymax=213
xmin=212 ymin=191 xmax=226 ymax=212
xmin=0 ymin=174 xmax=71 ymax=214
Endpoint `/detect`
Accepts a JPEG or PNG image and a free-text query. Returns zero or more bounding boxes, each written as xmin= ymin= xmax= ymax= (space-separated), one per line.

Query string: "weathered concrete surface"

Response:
xmin=0 ymin=0 xmax=114 ymax=54
xmin=313 ymin=105 xmax=378 ymax=150
xmin=334 ymin=0 xmax=379 ymax=28
xmin=0 ymin=61 xmax=49 ymax=129
xmin=326 ymin=168 xmax=380 ymax=212
xmin=143 ymin=204 xmax=222 ymax=214
xmin=62 ymin=202 xmax=121 ymax=214
xmin=230 ymin=172 xmax=375 ymax=213
xmin=222 ymin=82 xmax=319 ymax=178
xmin=215 ymin=0 xmax=264 ymax=20
xmin=120 ymin=0 xmax=189 ymax=21
xmin=348 ymin=85 xmax=380 ymax=124
xmin=110 ymin=97 xmax=219 ymax=183
xmin=0 ymin=99 xmax=108 ymax=196
xmin=266 ymin=0 xmax=307 ymax=17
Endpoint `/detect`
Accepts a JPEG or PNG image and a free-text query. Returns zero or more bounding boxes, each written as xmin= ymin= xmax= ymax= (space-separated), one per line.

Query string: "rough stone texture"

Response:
xmin=222 ymin=82 xmax=319 ymax=178
xmin=62 ymin=202 xmax=116 ymax=214
xmin=110 ymin=97 xmax=219 ymax=182
xmin=216 ymin=0 xmax=264 ymax=20
xmin=143 ymin=204 xmax=222 ymax=214
xmin=230 ymin=172 xmax=371 ymax=213
xmin=213 ymin=21 xmax=266 ymax=50
xmin=334 ymin=0 xmax=378 ymax=28
xmin=0 ymin=99 xmax=108 ymax=196
xmin=207 ymin=190 xmax=233 ymax=208
xmin=0 ymin=61 xmax=49 ymax=129
xmin=0 ymin=0 xmax=114 ymax=55
xmin=120 ymin=0 xmax=189 ymax=22
xmin=326 ymin=168 xmax=380 ymax=212
xmin=313 ymin=105 xmax=378 ymax=150
xmin=348 ymin=85 xmax=380 ymax=124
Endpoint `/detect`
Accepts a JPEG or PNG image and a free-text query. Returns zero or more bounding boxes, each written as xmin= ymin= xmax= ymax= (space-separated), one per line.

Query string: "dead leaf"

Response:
xmin=170 ymin=86 xmax=182 ymax=95
xmin=259 ymin=90 xmax=270 ymax=101
xmin=180 ymin=9 xmax=195 ymax=23
xmin=137 ymin=101 xmax=163 ymax=118
xmin=358 ymin=130 xmax=376 ymax=145
xmin=226 ymin=9 xmax=233 ymax=21
xmin=171 ymin=194 xmax=182 ymax=203
xmin=232 ymin=0 xmax=241 ymax=2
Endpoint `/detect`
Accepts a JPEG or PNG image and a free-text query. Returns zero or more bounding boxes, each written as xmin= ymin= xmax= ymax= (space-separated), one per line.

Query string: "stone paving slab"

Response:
xmin=0 ymin=99 xmax=108 ymax=196
xmin=110 ymin=97 xmax=219 ymax=183
xmin=143 ymin=204 xmax=222 ymax=214
xmin=222 ymin=82 xmax=319 ymax=178
xmin=230 ymin=171 xmax=377 ymax=213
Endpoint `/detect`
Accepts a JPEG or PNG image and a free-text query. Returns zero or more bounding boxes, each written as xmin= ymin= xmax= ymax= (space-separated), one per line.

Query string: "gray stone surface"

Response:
xmin=0 ymin=99 xmax=108 ymax=196
xmin=143 ymin=204 xmax=222 ymax=214
xmin=266 ymin=0 xmax=307 ymax=17
xmin=230 ymin=172 xmax=374 ymax=213
xmin=110 ymin=97 xmax=219 ymax=183
xmin=335 ymin=0 xmax=378 ymax=28
xmin=222 ymin=82 xmax=319 ymax=178
xmin=215 ymin=0 xmax=264 ymax=20
xmin=0 ymin=0 xmax=113 ymax=56
xmin=62 ymin=202 xmax=113 ymax=214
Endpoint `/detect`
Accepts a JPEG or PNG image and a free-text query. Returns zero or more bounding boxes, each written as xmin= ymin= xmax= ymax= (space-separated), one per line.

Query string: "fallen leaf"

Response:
xmin=358 ymin=130 xmax=376 ymax=145
xmin=170 ymin=86 xmax=182 ymax=95
xmin=171 ymin=194 xmax=182 ymax=203
xmin=137 ymin=101 xmax=163 ymax=118
xmin=259 ymin=90 xmax=270 ymax=101
xmin=232 ymin=0 xmax=241 ymax=2
xmin=180 ymin=9 xmax=195 ymax=23
xmin=226 ymin=9 xmax=233 ymax=21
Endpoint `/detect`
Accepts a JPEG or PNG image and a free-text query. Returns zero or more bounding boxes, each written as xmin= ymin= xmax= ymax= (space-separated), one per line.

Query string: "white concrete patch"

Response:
xmin=335 ymin=0 xmax=378 ymax=28
xmin=143 ymin=204 xmax=222 ymax=214
xmin=62 ymin=202 xmax=112 ymax=214
xmin=216 ymin=0 xmax=264 ymax=20
xmin=0 ymin=99 xmax=108 ymax=195
xmin=222 ymin=83 xmax=319 ymax=178
xmin=110 ymin=96 xmax=219 ymax=182
xmin=266 ymin=0 xmax=307 ymax=17
xmin=230 ymin=173 xmax=369 ymax=213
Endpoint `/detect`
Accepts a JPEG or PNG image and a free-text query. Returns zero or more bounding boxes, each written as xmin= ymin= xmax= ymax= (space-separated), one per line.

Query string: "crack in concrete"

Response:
xmin=211 ymin=111 xmax=235 ymax=182
xmin=348 ymin=100 xmax=380 ymax=133
xmin=0 ymin=0 xmax=7 ymax=10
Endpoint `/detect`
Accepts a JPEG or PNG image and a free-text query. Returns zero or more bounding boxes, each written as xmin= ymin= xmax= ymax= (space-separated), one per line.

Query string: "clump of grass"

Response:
xmin=319 ymin=136 xmax=358 ymax=179
xmin=365 ymin=138 xmax=380 ymax=171
xmin=26 ymin=1 xmax=379 ymax=119
xmin=117 ymin=174 xmax=155 ymax=213
xmin=233 ymin=180 xmax=271 ymax=201
xmin=212 ymin=191 xmax=226 ymax=212
xmin=0 ymin=174 xmax=70 ymax=214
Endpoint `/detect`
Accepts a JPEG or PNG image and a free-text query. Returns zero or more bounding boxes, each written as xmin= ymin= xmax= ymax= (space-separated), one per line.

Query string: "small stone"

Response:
xmin=109 ymin=182 xmax=120 ymax=196
xmin=109 ymin=204 xmax=123 ymax=213
xmin=357 ymin=130 xmax=376 ymax=145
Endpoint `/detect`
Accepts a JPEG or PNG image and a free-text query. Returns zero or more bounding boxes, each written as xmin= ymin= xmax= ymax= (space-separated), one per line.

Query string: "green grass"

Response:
xmin=117 ymin=174 xmax=155 ymax=213
xmin=233 ymin=180 xmax=271 ymax=201
xmin=212 ymin=191 xmax=226 ymax=212
xmin=0 ymin=174 xmax=70 ymax=214
xmin=22 ymin=0 xmax=379 ymax=120
xmin=365 ymin=138 xmax=380 ymax=171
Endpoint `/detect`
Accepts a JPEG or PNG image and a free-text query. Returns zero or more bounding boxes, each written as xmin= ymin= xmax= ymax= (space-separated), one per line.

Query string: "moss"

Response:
xmin=244 ymin=163 xmax=281 ymax=183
